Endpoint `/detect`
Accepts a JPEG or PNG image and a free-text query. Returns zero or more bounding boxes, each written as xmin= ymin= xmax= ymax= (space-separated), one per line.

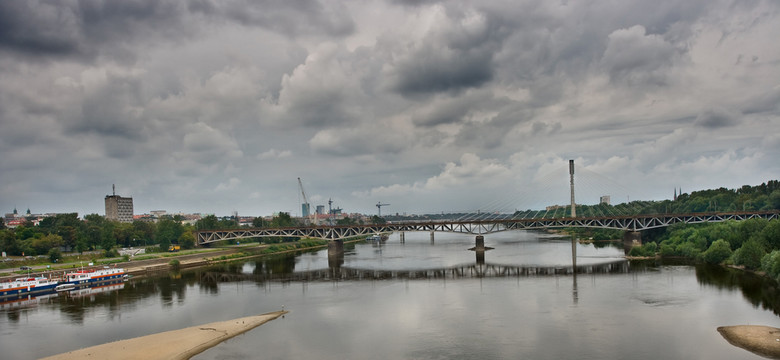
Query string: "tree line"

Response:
xmin=0 ymin=212 xmax=303 ymax=260
xmin=514 ymin=180 xmax=780 ymax=218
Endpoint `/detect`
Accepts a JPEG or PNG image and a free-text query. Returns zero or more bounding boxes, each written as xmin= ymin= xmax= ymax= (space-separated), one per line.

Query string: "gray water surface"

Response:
xmin=1 ymin=231 xmax=778 ymax=359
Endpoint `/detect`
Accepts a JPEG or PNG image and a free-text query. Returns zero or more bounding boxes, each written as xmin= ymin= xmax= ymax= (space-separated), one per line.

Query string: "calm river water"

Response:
xmin=2 ymin=231 xmax=780 ymax=359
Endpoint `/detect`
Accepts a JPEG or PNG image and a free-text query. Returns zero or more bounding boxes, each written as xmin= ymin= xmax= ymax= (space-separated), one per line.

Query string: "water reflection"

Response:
xmin=201 ymin=254 xmax=629 ymax=283
xmin=3 ymin=236 xmax=780 ymax=360
xmin=695 ymin=264 xmax=780 ymax=317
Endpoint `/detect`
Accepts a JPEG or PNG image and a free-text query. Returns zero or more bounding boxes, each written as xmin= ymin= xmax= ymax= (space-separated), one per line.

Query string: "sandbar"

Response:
xmin=41 ymin=311 xmax=288 ymax=360
xmin=717 ymin=325 xmax=780 ymax=359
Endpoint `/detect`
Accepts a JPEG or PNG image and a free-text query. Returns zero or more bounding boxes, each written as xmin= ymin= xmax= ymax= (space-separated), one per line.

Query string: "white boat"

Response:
xmin=1 ymin=277 xmax=59 ymax=298
xmin=62 ymin=266 xmax=126 ymax=287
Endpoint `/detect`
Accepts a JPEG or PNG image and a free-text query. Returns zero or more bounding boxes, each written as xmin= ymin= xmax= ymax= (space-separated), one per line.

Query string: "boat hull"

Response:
xmin=1 ymin=279 xmax=59 ymax=298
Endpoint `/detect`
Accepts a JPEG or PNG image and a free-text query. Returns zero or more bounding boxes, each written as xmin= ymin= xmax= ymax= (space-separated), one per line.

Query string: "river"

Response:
xmin=1 ymin=231 xmax=779 ymax=359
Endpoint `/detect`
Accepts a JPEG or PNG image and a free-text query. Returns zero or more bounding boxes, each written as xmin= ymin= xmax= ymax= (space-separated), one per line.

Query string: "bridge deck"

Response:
xmin=195 ymin=210 xmax=779 ymax=245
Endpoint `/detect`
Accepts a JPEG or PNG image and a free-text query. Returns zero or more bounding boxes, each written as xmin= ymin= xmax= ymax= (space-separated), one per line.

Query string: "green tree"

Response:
xmin=336 ymin=216 xmax=356 ymax=225
xmin=85 ymin=224 xmax=102 ymax=250
xmin=370 ymin=215 xmax=386 ymax=224
xmin=703 ymin=239 xmax=732 ymax=264
xmin=0 ymin=229 xmax=20 ymax=256
xmin=252 ymin=217 xmax=266 ymax=228
xmin=733 ymin=239 xmax=766 ymax=270
xmin=761 ymin=250 xmax=780 ymax=282
xmin=178 ymin=231 xmax=196 ymax=249
xmin=156 ymin=218 xmax=183 ymax=251
xmin=84 ymin=213 xmax=106 ymax=226
xmin=101 ymin=221 xmax=117 ymax=251
xmin=758 ymin=220 xmax=780 ymax=251
xmin=32 ymin=234 xmax=63 ymax=255
xmin=132 ymin=220 xmax=156 ymax=245
xmin=196 ymin=215 xmax=219 ymax=230
xmin=270 ymin=212 xmax=295 ymax=227
xmin=48 ymin=248 xmax=62 ymax=263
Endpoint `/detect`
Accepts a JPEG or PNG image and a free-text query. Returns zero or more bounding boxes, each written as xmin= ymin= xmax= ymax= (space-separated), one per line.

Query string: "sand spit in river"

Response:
xmin=41 ymin=311 xmax=288 ymax=360
xmin=717 ymin=325 xmax=780 ymax=359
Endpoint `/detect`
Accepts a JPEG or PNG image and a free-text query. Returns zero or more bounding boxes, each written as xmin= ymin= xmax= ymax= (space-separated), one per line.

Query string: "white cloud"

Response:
xmin=0 ymin=0 xmax=778 ymax=216
xmin=216 ymin=177 xmax=241 ymax=192
xmin=257 ymin=148 xmax=293 ymax=160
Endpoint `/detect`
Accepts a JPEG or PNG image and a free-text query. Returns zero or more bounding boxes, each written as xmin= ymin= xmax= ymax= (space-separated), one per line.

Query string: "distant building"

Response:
xmin=149 ymin=210 xmax=167 ymax=218
xmin=301 ymin=203 xmax=310 ymax=217
xmin=105 ymin=185 xmax=133 ymax=223
xmin=600 ymin=195 xmax=611 ymax=205
xmin=316 ymin=205 xmax=325 ymax=215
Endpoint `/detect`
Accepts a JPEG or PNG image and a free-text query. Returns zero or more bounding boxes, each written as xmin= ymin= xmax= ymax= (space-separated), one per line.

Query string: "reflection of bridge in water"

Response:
xmin=199 ymin=260 xmax=629 ymax=283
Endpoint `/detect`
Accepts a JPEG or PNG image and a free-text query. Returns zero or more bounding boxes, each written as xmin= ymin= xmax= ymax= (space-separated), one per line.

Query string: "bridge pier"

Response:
xmin=430 ymin=231 xmax=434 ymax=244
xmin=400 ymin=232 xmax=405 ymax=243
xmin=623 ymin=231 xmax=641 ymax=254
xmin=328 ymin=239 xmax=344 ymax=256
xmin=474 ymin=235 xmax=485 ymax=251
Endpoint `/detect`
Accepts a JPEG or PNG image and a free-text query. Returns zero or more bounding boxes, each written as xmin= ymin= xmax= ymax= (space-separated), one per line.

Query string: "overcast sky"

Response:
xmin=1 ymin=0 xmax=778 ymax=218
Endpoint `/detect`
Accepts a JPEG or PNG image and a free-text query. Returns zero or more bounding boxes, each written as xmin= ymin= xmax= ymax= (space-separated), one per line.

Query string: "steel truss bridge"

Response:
xmin=195 ymin=210 xmax=779 ymax=245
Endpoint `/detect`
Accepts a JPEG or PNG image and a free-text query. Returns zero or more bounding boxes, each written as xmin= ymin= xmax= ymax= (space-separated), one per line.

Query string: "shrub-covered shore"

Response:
xmin=629 ymin=218 xmax=780 ymax=282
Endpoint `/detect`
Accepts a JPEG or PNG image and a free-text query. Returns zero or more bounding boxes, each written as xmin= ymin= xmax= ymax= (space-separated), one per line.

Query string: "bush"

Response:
xmin=628 ymin=246 xmax=643 ymax=256
xmin=48 ymin=248 xmax=62 ymax=263
xmin=628 ymin=242 xmax=657 ymax=257
xmin=643 ymin=242 xmax=658 ymax=255
xmin=703 ymin=239 xmax=732 ymax=264
xmin=660 ymin=244 xmax=676 ymax=257
xmin=676 ymin=242 xmax=701 ymax=260
xmin=733 ymin=239 xmax=766 ymax=270
xmin=169 ymin=259 xmax=180 ymax=268
xmin=761 ymin=250 xmax=780 ymax=281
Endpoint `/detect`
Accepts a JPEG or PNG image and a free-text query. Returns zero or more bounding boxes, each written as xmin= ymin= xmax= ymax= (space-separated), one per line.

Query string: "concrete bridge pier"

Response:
xmin=328 ymin=239 xmax=344 ymax=256
xmin=623 ymin=231 xmax=642 ymax=254
xmin=400 ymin=232 xmax=405 ymax=243
xmin=475 ymin=235 xmax=485 ymax=251
xmin=430 ymin=231 xmax=434 ymax=244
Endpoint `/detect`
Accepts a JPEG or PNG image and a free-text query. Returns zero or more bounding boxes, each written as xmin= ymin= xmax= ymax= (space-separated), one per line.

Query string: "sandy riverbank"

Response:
xmin=717 ymin=325 xmax=780 ymax=359
xmin=40 ymin=311 xmax=288 ymax=360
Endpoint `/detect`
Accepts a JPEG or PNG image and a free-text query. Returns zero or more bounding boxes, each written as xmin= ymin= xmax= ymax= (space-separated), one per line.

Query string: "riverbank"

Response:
xmin=717 ymin=325 xmax=780 ymax=359
xmin=1 ymin=238 xmax=368 ymax=282
xmin=40 ymin=311 xmax=288 ymax=360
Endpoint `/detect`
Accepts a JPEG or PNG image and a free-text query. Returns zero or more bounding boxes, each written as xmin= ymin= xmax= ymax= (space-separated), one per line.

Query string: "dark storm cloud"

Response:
xmin=394 ymin=51 xmax=493 ymax=96
xmin=391 ymin=10 xmax=506 ymax=96
xmin=694 ymin=108 xmax=738 ymax=129
xmin=0 ymin=0 xmax=353 ymax=61
xmin=0 ymin=1 xmax=187 ymax=60
xmin=0 ymin=1 xmax=82 ymax=57
xmin=188 ymin=0 xmax=355 ymax=38
xmin=69 ymin=74 xmax=146 ymax=140
xmin=601 ymin=25 xmax=682 ymax=87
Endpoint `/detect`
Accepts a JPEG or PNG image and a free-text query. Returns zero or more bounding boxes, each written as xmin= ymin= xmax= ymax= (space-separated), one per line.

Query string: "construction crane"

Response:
xmin=376 ymin=202 xmax=390 ymax=217
xmin=298 ymin=177 xmax=316 ymax=225
xmin=328 ymin=198 xmax=334 ymax=225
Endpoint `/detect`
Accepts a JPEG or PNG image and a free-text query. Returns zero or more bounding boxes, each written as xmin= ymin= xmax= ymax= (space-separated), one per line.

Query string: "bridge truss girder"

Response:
xmin=195 ymin=211 xmax=779 ymax=245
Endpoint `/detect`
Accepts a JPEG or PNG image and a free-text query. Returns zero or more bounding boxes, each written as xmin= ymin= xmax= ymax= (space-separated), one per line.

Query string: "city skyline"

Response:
xmin=1 ymin=1 xmax=779 ymax=217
